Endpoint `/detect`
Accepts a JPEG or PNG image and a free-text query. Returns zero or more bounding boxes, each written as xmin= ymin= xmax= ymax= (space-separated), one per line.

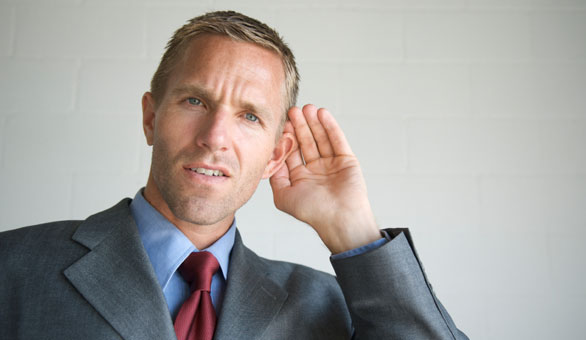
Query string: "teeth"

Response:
xmin=190 ymin=167 xmax=225 ymax=177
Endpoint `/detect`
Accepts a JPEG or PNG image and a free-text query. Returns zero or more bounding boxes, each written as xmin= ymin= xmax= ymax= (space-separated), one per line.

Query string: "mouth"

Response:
xmin=188 ymin=167 xmax=227 ymax=177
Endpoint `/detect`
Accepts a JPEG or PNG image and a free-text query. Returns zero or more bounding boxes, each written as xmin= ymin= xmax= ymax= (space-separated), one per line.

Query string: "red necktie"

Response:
xmin=174 ymin=251 xmax=220 ymax=340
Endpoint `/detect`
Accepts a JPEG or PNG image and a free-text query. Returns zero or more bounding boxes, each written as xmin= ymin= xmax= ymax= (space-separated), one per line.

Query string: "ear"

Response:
xmin=142 ymin=92 xmax=156 ymax=146
xmin=262 ymin=130 xmax=296 ymax=179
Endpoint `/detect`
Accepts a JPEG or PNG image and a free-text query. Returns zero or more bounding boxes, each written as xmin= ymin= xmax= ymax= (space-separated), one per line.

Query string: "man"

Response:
xmin=0 ymin=11 xmax=468 ymax=340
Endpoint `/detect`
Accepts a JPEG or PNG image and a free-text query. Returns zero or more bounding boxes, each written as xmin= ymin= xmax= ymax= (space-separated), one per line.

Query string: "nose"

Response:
xmin=195 ymin=109 xmax=230 ymax=152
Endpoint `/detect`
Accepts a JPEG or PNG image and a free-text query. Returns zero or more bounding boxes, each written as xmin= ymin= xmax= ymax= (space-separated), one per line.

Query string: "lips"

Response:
xmin=184 ymin=163 xmax=230 ymax=177
xmin=189 ymin=167 xmax=225 ymax=177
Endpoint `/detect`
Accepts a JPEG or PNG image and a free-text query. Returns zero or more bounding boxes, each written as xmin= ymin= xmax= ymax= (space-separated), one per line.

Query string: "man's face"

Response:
xmin=142 ymin=34 xmax=291 ymax=229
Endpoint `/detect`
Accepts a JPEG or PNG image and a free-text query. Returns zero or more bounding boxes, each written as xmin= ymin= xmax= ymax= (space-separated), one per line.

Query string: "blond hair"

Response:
xmin=150 ymin=11 xmax=299 ymax=123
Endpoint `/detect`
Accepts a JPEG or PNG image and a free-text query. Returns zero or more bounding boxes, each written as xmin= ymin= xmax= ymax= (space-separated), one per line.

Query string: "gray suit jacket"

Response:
xmin=0 ymin=199 xmax=468 ymax=339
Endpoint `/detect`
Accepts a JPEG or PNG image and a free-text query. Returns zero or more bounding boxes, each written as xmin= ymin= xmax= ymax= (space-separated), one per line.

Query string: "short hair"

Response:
xmin=150 ymin=11 xmax=299 ymax=123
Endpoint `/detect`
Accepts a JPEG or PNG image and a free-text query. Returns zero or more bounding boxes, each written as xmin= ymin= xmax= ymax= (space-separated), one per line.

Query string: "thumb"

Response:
xmin=269 ymin=162 xmax=290 ymax=193
xmin=269 ymin=163 xmax=291 ymax=211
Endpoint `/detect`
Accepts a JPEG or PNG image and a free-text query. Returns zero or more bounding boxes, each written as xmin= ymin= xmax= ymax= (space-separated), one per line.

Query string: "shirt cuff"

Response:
xmin=330 ymin=231 xmax=391 ymax=260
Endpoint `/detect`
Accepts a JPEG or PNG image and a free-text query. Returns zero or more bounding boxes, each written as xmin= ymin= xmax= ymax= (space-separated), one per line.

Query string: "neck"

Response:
xmin=175 ymin=220 xmax=233 ymax=250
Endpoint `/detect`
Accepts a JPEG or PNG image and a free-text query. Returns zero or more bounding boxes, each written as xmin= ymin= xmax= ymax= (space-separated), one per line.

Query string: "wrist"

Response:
xmin=320 ymin=218 xmax=381 ymax=255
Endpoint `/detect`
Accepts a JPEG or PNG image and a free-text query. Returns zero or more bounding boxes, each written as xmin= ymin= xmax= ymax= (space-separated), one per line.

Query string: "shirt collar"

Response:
xmin=130 ymin=189 xmax=235 ymax=290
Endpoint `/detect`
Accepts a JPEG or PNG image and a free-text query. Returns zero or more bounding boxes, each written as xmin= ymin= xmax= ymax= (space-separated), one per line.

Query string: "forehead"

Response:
xmin=168 ymin=34 xmax=286 ymax=114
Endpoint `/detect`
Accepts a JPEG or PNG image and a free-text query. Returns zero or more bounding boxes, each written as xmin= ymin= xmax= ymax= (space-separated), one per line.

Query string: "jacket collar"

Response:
xmin=63 ymin=198 xmax=288 ymax=340
xmin=214 ymin=230 xmax=288 ymax=340
xmin=64 ymin=198 xmax=177 ymax=340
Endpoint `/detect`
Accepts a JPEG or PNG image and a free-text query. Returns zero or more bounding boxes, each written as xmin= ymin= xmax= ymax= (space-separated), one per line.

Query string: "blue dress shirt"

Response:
xmin=130 ymin=190 xmax=235 ymax=320
xmin=130 ymin=189 xmax=389 ymax=319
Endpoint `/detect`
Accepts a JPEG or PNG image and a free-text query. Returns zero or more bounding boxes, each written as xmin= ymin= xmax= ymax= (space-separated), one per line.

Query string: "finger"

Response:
xmin=304 ymin=106 xmax=334 ymax=158
xmin=283 ymin=119 xmax=295 ymax=134
xmin=283 ymin=121 xmax=304 ymax=170
xmin=285 ymin=144 xmax=304 ymax=171
xmin=288 ymin=105 xmax=320 ymax=163
xmin=317 ymin=108 xmax=353 ymax=156
xmin=269 ymin=160 xmax=291 ymax=207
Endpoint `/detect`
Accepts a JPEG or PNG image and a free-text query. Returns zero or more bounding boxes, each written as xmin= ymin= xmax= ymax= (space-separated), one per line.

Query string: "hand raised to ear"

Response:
xmin=269 ymin=105 xmax=380 ymax=254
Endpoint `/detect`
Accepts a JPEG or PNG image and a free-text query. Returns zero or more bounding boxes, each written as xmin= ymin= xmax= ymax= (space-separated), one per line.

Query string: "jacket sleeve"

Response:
xmin=330 ymin=228 xmax=469 ymax=340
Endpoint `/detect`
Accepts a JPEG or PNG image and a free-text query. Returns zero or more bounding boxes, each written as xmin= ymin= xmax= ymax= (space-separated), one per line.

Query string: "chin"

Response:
xmin=172 ymin=200 xmax=232 ymax=227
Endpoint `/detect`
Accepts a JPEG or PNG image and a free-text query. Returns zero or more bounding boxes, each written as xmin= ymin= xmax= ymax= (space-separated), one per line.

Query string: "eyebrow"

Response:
xmin=171 ymin=84 xmax=274 ymax=124
xmin=171 ymin=84 xmax=209 ymax=100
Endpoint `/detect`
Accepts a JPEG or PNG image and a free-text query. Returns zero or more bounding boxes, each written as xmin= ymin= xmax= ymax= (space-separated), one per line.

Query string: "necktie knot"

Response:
xmin=174 ymin=251 xmax=219 ymax=340
xmin=179 ymin=251 xmax=219 ymax=293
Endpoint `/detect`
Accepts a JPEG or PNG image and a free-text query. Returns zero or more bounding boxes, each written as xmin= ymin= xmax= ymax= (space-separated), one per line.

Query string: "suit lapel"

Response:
xmin=214 ymin=231 xmax=288 ymax=340
xmin=64 ymin=199 xmax=176 ymax=340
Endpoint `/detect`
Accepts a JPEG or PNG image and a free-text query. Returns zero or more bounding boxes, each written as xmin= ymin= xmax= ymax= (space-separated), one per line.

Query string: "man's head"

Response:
xmin=150 ymin=10 xmax=299 ymax=128
xmin=141 ymin=11 xmax=297 ymax=244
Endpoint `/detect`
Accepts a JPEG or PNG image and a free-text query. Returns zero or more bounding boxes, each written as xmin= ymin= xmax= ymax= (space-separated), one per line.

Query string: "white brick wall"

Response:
xmin=0 ymin=7 xmax=13 ymax=56
xmin=0 ymin=59 xmax=77 ymax=112
xmin=78 ymin=59 xmax=157 ymax=112
xmin=1 ymin=1 xmax=585 ymax=339
xmin=3 ymin=114 xmax=141 ymax=173
xmin=532 ymin=10 xmax=586 ymax=59
xmin=404 ymin=10 xmax=532 ymax=61
xmin=471 ymin=62 xmax=586 ymax=117
xmin=0 ymin=168 xmax=72 ymax=228
xmin=277 ymin=9 xmax=403 ymax=62
xmin=14 ymin=6 xmax=145 ymax=58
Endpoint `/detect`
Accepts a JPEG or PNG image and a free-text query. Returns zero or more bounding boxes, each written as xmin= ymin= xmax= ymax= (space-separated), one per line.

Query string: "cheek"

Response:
xmin=237 ymin=137 xmax=275 ymax=172
xmin=255 ymin=144 xmax=278 ymax=174
xmin=156 ymin=113 xmax=194 ymax=147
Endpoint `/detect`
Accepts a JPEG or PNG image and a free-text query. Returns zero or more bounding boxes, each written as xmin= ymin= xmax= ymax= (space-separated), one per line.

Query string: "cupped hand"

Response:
xmin=269 ymin=105 xmax=380 ymax=254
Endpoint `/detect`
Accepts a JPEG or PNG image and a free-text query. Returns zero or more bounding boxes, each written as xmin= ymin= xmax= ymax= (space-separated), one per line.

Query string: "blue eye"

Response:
xmin=187 ymin=97 xmax=202 ymax=105
xmin=245 ymin=112 xmax=259 ymax=122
